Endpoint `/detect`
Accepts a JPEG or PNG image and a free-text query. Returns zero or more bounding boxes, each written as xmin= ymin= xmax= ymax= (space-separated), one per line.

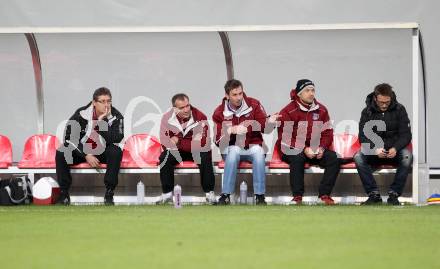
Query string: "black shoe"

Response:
xmin=361 ymin=193 xmax=382 ymax=205
xmin=387 ymin=192 xmax=400 ymax=205
xmin=56 ymin=190 xmax=70 ymax=205
xmin=104 ymin=189 xmax=115 ymax=206
xmin=217 ymin=194 xmax=230 ymax=205
xmin=255 ymin=194 xmax=267 ymax=205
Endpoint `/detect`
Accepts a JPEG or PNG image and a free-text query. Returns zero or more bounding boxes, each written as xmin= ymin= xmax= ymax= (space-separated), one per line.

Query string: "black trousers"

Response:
xmin=55 ymin=144 xmax=123 ymax=191
xmin=282 ymin=149 xmax=341 ymax=197
xmin=159 ymin=149 xmax=215 ymax=193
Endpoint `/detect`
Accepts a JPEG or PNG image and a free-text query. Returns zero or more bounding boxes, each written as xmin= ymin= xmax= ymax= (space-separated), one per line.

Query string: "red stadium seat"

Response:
xmin=332 ymin=133 xmax=360 ymax=160
xmin=121 ymin=134 xmax=162 ymax=168
xmin=268 ymin=142 xmax=289 ymax=169
xmin=18 ymin=134 xmax=59 ymax=168
xmin=0 ymin=135 xmax=13 ymax=168
xmin=122 ymin=134 xmax=207 ymax=169
xmin=332 ymin=133 xmax=360 ymax=168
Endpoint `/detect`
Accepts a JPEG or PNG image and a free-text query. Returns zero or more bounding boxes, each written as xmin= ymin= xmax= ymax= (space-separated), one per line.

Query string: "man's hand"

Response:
xmin=85 ymin=154 xmax=100 ymax=168
xmin=376 ymin=148 xmax=387 ymax=158
xmin=316 ymin=147 xmax=325 ymax=159
xmin=268 ymin=113 xmax=282 ymax=126
xmin=227 ymin=125 xmax=248 ymax=135
xmin=235 ymin=125 xmax=248 ymax=135
xmin=304 ymin=147 xmax=317 ymax=159
xmin=98 ymin=107 xmax=111 ymax=121
xmin=386 ymin=147 xmax=397 ymax=158
xmin=170 ymin=136 xmax=179 ymax=145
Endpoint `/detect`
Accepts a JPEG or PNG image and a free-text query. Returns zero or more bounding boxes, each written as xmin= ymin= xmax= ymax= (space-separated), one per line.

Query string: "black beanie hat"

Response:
xmin=296 ymin=79 xmax=314 ymax=95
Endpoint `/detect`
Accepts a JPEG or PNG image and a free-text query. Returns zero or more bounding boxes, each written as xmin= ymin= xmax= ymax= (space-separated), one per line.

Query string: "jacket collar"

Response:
xmin=222 ymin=94 xmax=253 ymax=118
xmin=297 ymin=100 xmax=319 ymax=112
xmin=365 ymin=91 xmax=398 ymax=113
xmin=79 ymin=102 xmax=94 ymax=121
xmin=78 ymin=102 xmax=106 ymax=145
xmin=167 ymin=107 xmax=199 ymax=137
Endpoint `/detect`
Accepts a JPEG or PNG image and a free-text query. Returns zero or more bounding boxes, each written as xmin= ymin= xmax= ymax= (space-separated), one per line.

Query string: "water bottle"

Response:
xmin=174 ymin=184 xmax=182 ymax=208
xmin=239 ymin=181 xmax=247 ymax=204
xmin=137 ymin=180 xmax=145 ymax=205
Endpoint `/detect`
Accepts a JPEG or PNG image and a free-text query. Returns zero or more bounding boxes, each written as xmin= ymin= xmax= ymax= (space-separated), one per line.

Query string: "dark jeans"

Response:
xmin=353 ymin=148 xmax=413 ymax=196
xmin=158 ymin=149 xmax=215 ymax=193
xmin=282 ymin=149 xmax=341 ymax=197
xmin=55 ymin=144 xmax=123 ymax=191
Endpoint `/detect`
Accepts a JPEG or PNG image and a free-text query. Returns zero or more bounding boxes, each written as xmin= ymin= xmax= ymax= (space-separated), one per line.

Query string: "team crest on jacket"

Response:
xmin=312 ymin=113 xmax=320 ymax=120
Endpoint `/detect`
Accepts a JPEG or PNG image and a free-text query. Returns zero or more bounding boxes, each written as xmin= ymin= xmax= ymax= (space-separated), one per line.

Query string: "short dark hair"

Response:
xmin=171 ymin=93 xmax=189 ymax=106
xmin=374 ymin=83 xmax=394 ymax=97
xmin=224 ymin=79 xmax=243 ymax=95
xmin=93 ymin=87 xmax=112 ymax=101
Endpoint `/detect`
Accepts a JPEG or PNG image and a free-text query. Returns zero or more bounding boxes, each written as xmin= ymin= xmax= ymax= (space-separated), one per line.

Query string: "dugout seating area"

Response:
xmin=0 ymin=133 xmax=404 ymax=179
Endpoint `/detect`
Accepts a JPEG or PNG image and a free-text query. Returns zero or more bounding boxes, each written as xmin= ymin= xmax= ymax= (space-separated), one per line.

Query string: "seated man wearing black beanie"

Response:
xmin=277 ymin=79 xmax=340 ymax=205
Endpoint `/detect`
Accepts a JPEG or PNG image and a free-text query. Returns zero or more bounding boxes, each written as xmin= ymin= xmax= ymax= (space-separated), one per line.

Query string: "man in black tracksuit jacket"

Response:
xmin=55 ymin=87 xmax=124 ymax=205
xmin=354 ymin=83 xmax=412 ymax=205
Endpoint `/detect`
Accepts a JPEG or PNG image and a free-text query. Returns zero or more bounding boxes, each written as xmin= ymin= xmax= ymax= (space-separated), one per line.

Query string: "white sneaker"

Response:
xmin=205 ymin=191 xmax=217 ymax=204
xmin=156 ymin=191 xmax=173 ymax=205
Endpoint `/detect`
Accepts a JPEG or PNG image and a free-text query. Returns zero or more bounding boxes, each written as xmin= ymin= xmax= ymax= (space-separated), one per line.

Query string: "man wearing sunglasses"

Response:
xmin=56 ymin=87 xmax=124 ymax=205
xmin=277 ymin=79 xmax=340 ymax=205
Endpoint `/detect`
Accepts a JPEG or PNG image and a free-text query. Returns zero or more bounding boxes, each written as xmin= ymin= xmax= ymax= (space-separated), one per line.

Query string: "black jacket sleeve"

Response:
xmin=392 ymin=106 xmax=412 ymax=151
xmin=63 ymin=112 xmax=87 ymax=158
xmin=97 ymin=115 xmax=124 ymax=145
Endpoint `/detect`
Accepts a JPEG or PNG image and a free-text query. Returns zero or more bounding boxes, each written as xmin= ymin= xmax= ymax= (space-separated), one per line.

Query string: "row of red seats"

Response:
xmin=0 ymin=133 xmax=363 ymax=169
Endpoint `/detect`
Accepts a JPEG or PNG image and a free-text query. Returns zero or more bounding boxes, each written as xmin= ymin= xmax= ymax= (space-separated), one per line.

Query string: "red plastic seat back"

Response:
xmin=121 ymin=134 xmax=162 ymax=168
xmin=0 ymin=135 xmax=13 ymax=168
xmin=18 ymin=134 xmax=59 ymax=168
xmin=270 ymin=141 xmax=283 ymax=163
xmin=332 ymin=133 xmax=360 ymax=160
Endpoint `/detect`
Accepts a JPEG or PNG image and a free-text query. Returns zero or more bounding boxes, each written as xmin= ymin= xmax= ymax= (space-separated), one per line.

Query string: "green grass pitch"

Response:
xmin=0 ymin=205 xmax=438 ymax=269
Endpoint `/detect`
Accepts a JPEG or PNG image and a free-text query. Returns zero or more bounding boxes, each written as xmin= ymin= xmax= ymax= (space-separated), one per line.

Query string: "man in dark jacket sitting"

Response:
xmin=56 ymin=87 xmax=124 ymax=205
xmin=354 ymin=83 xmax=412 ymax=205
